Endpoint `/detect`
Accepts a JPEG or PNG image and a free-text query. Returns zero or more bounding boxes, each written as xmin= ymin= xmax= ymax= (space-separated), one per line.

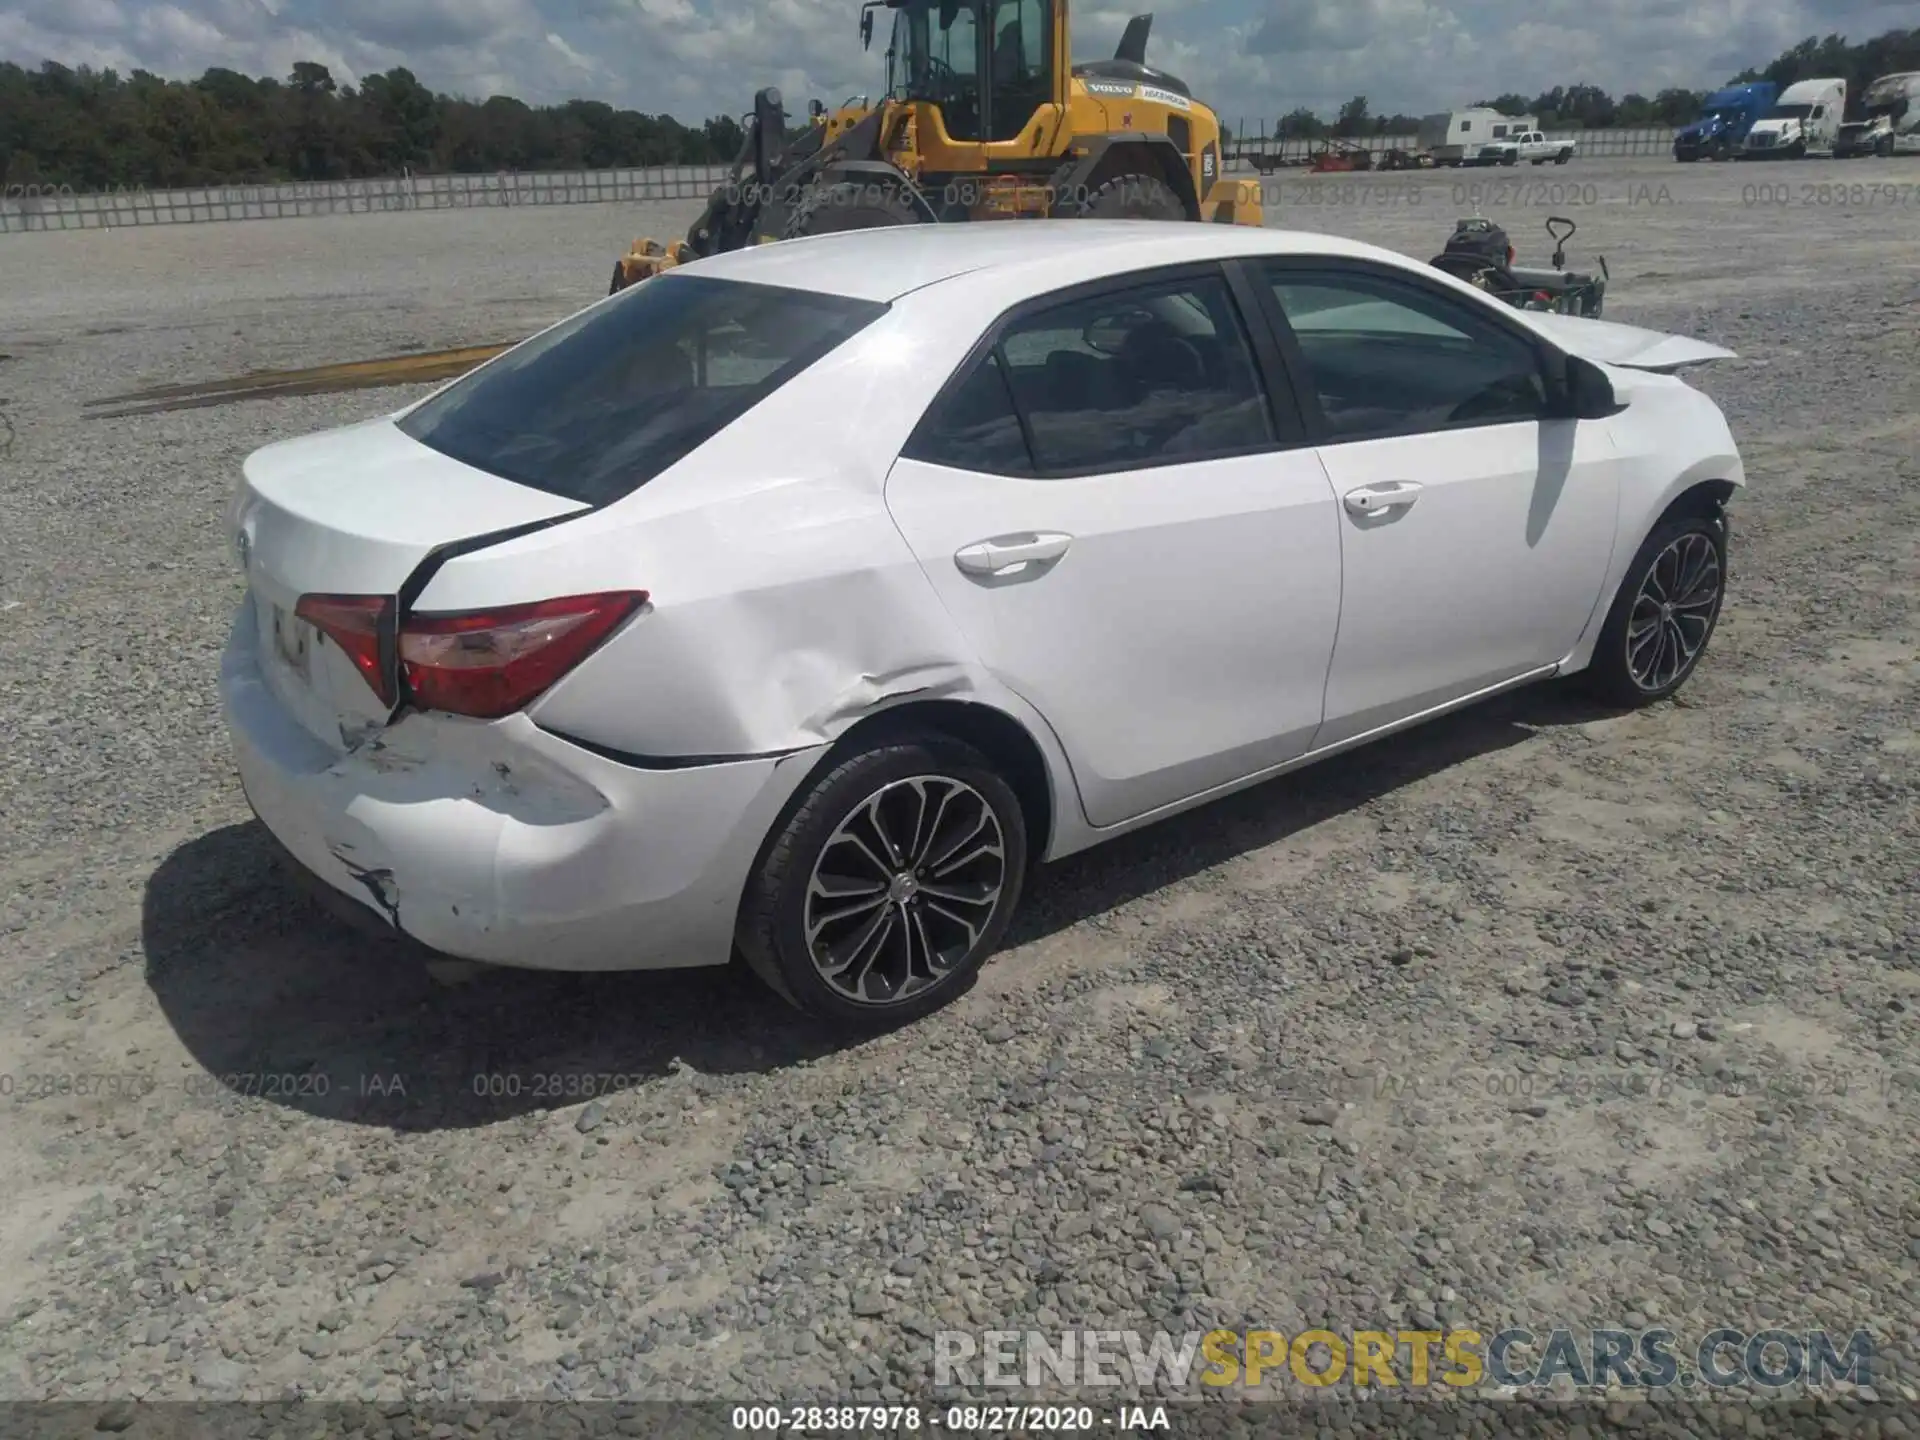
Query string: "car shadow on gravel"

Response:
xmin=1006 ymin=682 xmax=1606 ymax=947
xmin=142 ymin=683 xmax=1616 ymax=1132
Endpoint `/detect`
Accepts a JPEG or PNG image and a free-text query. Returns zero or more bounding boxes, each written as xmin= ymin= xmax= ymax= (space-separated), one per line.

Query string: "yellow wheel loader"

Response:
xmin=610 ymin=4 xmax=1265 ymax=292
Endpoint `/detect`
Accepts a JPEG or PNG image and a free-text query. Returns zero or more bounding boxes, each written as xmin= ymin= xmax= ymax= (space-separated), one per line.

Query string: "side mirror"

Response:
xmin=1545 ymin=352 xmax=1619 ymax=419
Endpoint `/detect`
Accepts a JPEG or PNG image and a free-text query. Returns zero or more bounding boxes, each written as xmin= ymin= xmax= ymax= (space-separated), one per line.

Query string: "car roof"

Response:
xmin=671 ymin=220 xmax=1418 ymax=303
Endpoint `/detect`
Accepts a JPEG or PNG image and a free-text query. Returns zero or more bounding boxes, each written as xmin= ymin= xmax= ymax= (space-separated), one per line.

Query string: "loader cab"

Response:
xmin=866 ymin=0 xmax=1065 ymax=146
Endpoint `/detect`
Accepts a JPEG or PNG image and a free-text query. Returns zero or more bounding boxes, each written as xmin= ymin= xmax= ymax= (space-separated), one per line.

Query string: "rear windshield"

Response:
xmin=397 ymin=274 xmax=888 ymax=505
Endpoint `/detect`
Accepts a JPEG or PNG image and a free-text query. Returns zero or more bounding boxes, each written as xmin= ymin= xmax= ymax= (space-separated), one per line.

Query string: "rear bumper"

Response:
xmin=220 ymin=601 xmax=826 ymax=971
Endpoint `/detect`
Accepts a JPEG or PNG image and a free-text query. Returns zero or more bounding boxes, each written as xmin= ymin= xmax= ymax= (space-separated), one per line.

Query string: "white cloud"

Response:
xmin=1 ymin=0 xmax=1912 ymax=124
xmin=544 ymin=30 xmax=594 ymax=71
xmin=329 ymin=0 xmax=539 ymax=50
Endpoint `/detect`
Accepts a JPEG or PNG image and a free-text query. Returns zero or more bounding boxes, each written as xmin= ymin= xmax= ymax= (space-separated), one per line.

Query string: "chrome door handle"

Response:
xmin=1343 ymin=481 xmax=1424 ymax=517
xmin=953 ymin=532 xmax=1073 ymax=577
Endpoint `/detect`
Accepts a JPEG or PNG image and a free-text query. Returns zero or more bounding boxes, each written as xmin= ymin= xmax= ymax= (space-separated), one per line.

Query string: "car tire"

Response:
xmin=1076 ymin=172 xmax=1187 ymax=220
xmin=737 ymin=733 xmax=1029 ymax=1028
xmin=1555 ymin=149 xmax=1572 ymax=164
xmin=1582 ymin=512 xmax=1728 ymax=708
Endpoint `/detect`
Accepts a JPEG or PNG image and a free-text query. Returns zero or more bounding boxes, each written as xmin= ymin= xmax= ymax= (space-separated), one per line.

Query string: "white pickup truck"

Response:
xmin=1474 ymin=130 xmax=1576 ymax=165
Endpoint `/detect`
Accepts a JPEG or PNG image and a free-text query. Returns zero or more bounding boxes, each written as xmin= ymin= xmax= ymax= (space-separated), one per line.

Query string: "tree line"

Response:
xmin=0 ymin=60 xmax=750 ymax=190
xmin=1242 ymin=26 xmax=1915 ymax=141
xmin=3 ymin=25 xmax=1915 ymax=189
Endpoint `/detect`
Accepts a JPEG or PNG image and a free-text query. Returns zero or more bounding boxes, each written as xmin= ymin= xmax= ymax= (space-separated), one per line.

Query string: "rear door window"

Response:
xmin=901 ymin=351 xmax=1035 ymax=474
xmin=995 ymin=274 xmax=1277 ymax=472
xmin=902 ymin=271 xmax=1281 ymax=476
xmin=398 ymin=274 xmax=888 ymax=505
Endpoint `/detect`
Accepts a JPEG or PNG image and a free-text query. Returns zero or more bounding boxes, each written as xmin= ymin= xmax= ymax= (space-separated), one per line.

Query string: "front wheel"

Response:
xmin=737 ymin=734 xmax=1029 ymax=1027
xmin=1583 ymin=514 xmax=1728 ymax=708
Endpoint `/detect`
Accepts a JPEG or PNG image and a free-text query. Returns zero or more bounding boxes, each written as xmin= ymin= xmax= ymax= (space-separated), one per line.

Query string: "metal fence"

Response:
xmin=0 ymin=165 xmax=735 ymax=233
xmin=1226 ymin=126 xmax=1680 ymax=167
xmin=0 ymin=130 xmax=1683 ymax=233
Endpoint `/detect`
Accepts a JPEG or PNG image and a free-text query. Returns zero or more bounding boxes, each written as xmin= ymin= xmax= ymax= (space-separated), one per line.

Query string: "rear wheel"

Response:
xmin=1076 ymin=172 xmax=1187 ymax=220
xmin=1555 ymin=149 xmax=1572 ymax=164
xmin=1583 ymin=514 xmax=1728 ymax=708
xmin=784 ymin=181 xmax=922 ymax=238
xmin=737 ymin=734 xmax=1028 ymax=1028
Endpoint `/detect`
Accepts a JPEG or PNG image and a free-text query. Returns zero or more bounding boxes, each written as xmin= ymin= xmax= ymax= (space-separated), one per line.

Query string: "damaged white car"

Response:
xmin=221 ymin=221 xmax=1743 ymax=1026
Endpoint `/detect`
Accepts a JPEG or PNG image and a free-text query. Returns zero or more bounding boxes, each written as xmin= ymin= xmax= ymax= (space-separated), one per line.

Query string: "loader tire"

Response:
xmin=1076 ymin=172 xmax=1186 ymax=221
xmin=785 ymin=181 xmax=921 ymax=238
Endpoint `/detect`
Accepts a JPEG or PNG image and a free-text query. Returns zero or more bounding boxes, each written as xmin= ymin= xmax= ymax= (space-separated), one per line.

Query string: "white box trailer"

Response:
xmin=1419 ymin=109 xmax=1538 ymax=165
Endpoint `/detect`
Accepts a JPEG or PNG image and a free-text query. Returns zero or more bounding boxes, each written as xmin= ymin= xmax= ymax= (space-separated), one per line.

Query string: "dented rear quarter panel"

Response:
xmin=416 ymin=303 xmax=975 ymax=755
xmin=409 ymin=289 xmax=1090 ymax=855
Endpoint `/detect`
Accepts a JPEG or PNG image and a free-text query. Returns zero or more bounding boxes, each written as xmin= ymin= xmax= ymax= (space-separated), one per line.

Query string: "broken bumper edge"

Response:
xmin=220 ymin=604 xmax=827 ymax=973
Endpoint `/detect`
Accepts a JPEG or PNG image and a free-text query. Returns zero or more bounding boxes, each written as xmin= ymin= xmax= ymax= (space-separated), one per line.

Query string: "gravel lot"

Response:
xmin=1 ymin=155 xmax=1917 ymax=1425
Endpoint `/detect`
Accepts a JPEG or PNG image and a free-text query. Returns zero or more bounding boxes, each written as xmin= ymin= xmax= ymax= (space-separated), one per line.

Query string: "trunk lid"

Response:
xmin=232 ymin=415 xmax=587 ymax=752
xmin=1518 ymin=312 xmax=1737 ymax=374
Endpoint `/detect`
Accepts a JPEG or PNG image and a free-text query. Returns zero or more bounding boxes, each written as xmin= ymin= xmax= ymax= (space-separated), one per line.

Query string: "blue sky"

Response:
xmin=3 ymin=0 xmax=1912 ymax=126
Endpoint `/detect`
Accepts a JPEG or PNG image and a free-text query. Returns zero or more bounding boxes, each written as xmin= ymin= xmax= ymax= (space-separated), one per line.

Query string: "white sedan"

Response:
xmin=221 ymin=220 xmax=1742 ymax=1026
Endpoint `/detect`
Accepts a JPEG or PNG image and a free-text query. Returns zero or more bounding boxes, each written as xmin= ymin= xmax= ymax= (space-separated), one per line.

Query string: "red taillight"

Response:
xmin=1506 ymin=245 xmax=1516 ymax=264
xmin=295 ymin=593 xmax=395 ymax=705
xmin=397 ymin=591 xmax=646 ymax=720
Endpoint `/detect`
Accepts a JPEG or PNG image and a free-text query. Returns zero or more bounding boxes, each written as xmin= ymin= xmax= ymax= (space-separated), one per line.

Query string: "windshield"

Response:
xmin=887 ymin=0 xmax=981 ymax=106
xmin=885 ymin=0 xmax=1048 ymax=142
xmin=1764 ymin=103 xmax=1812 ymax=120
xmin=398 ymin=276 xmax=888 ymax=506
xmin=1701 ymin=106 xmax=1746 ymax=121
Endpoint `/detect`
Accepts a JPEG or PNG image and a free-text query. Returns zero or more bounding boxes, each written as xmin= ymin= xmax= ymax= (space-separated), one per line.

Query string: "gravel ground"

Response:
xmin=1 ymin=156 xmax=1917 ymax=1425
